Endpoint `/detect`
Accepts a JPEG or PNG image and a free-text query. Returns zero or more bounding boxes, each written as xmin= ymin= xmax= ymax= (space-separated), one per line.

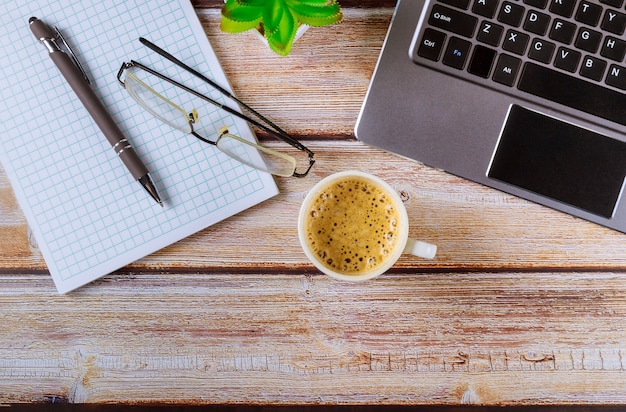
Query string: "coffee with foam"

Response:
xmin=303 ymin=176 xmax=402 ymax=275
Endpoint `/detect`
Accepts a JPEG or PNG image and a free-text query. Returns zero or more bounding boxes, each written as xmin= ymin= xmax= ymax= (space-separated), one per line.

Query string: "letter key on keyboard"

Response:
xmin=413 ymin=0 xmax=626 ymax=126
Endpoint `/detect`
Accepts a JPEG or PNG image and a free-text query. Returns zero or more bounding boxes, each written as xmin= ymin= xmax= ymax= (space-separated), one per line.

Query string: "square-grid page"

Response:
xmin=0 ymin=0 xmax=279 ymax=293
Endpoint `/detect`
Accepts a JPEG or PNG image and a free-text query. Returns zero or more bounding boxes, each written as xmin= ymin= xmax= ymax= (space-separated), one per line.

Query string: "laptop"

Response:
xmin=355 ymin=0 xmax=626 ymax=233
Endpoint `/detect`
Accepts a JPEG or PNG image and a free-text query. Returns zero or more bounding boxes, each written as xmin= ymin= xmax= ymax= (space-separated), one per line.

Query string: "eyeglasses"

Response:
xmin=117 ymin=38 xmax=315 ymax=178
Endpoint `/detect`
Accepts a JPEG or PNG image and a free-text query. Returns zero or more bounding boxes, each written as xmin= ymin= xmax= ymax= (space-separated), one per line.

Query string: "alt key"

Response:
xmin=493 ymin=54 xmax=522 ymax=86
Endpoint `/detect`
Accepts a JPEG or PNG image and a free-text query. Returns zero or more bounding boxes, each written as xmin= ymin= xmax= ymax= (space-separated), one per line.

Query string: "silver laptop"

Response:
xmin=356 ymin=0 xmax=626 ymax=233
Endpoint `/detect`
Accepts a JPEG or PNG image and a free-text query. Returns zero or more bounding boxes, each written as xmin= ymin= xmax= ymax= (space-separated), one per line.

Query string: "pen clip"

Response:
xmin=53 ymin=26 xmax=91 ymax=85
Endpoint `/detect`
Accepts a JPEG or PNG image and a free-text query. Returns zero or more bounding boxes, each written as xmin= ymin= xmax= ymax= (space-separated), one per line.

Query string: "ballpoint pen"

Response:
xmin=29 ymin=17 xmax=163 ymax=207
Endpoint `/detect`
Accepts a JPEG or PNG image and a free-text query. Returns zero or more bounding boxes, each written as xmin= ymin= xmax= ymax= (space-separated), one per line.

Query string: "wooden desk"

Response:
xmin=2 ymin=1 xmax=626 ymax=406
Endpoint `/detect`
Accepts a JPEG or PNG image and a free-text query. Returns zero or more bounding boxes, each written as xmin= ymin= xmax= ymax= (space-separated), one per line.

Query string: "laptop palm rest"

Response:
xmin=488 ymin=105 xmax=626 ymax=219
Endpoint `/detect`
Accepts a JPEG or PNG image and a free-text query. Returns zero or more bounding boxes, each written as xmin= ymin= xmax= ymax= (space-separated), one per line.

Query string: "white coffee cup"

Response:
xmin=298 ymin=171 xmax=436 ymax=281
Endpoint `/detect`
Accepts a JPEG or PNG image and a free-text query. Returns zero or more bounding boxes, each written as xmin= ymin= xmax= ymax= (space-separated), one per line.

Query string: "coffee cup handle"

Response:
xmin=403 ymin=238 xmax=437 ymax=259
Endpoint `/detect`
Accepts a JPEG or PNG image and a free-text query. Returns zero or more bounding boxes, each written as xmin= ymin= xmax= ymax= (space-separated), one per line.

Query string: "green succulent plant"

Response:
xmin=220 ymin=0 xmax=343 ymax=56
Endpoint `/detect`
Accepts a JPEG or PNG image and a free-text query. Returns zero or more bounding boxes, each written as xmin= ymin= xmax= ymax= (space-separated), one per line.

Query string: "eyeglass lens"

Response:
xmin=122 ymin=63 xmax=301 ymax=177
xmin=125 ymin=71 xmax=192 ymax=133
xmin=217 ymin=131 xmax=296 ymax=177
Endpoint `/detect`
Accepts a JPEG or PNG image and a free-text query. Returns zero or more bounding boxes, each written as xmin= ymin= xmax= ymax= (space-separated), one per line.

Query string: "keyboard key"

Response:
xmin=601 ymin=9 xmax=626 ymax=35
xmin=575 ymin=2 xmax=603 ymax=26
xmin=574 ymin=27 xmax=602 ymax=53
xmin=429 ymin=4 xmax=478 ymax=37
xmin=468 ymin=45 xmax=497 ymax=77
xmin=421 ymin=0 xmax=626 ymax=129
xmin=548 ymin=0 xmax=576 ymax=17
xmin=606 ymin=64 xmax=626 ymax=90
xmin=600 ymin=0 xmax=624 ymax=8
xmin=472 ymin=0 xmax=500 ymax=18
xmin=524 ymin=10 xmax=551 ymax=35
xmin=493 ymin=53 xmax=522 ymax=86
xmin=518 ymin=62 xmax=626 ymax=126
xmin=554 ymin=46 xmax=581 ymax=72
xmin=477 ymin=20 xmax=504 ymax=46
xmin=549 ymin=18 xmax=576 ymax=44
xmin=528 ymin=38 xmax=556 ymax=63
xmin=439 ymin=0 xmax=472 ymax=9
xmin=503 ymin=29 xmax=530 ymax=54
xmin=498 ymin=1 xmax=525 ymax=26
xmin=580 ymin=55 xmax=607 ymax=81
xmin=523 ymin=0 xmax=548 ymax=8
xmin=417 ymin=28 xmax=447 ymax=61
xmin=600 ymin=36 xmax=626 ymax=61
xmin=442 ymin=36 xmax=472 ymax=69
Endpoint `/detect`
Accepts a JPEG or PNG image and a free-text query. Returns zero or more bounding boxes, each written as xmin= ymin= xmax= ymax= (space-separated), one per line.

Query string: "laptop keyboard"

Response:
xmin=413 ymin=0 xmax=626 ymax=127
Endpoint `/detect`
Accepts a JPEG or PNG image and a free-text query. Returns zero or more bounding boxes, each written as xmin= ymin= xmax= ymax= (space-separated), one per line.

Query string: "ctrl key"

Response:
xmin=417 ymin=28 xmax=446 ymax=61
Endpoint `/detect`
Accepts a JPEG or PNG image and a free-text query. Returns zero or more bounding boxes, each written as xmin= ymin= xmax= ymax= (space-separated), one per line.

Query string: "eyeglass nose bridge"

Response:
xmin=188 ymin=109 xmax=198 ymax=124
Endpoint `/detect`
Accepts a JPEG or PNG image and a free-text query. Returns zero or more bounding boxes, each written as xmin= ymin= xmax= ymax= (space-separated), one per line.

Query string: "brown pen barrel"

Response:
xmin=29 ymin=17 xmax=54 ymax=39
xmin=29 ymin=18 xmax=147 ymax=180
xmin=48 ymin=52 xmax=148 ymax=180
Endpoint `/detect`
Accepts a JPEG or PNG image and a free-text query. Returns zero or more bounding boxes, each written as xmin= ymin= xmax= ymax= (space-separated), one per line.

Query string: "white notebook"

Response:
xmin=0 ymin=0 xmax=279 ymax=293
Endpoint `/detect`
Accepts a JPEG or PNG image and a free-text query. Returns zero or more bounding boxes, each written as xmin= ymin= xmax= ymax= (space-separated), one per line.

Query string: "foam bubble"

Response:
xmin=305 ymin=177 xmax=401 ymax=275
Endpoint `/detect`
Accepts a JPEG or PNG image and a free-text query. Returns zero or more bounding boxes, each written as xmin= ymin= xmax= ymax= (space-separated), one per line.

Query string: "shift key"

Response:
xmin=428 ymin=4 xmax=478 ymax=38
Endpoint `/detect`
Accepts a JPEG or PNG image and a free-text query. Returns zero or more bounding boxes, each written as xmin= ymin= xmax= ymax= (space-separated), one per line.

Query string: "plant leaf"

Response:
xmin=287 ymin=0 xmax=342 ymax=27
xmin=221 ymin=0 xmax=263 ymax=33
xmin=266 ymin=8 xmax=297 ymax=56
xmin=262 ymin=0 xmax=285 ymax=34
xmin=291 ymin=0 xmax=337 ymax=5
xmin=221 ymin=0 xmax=263 ymax=23
xmin=237 ymin=0 xmax=269 ymax=5
xmin=220 ymin=14 xmax=262 ymax=33
xmin=220 ymin=0 xmax=343 ymax=55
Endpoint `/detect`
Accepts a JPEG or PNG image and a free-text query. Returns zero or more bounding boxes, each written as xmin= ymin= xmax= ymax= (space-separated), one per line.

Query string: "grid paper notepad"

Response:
xmin=0 ymin=0 xmax=279 ymax=293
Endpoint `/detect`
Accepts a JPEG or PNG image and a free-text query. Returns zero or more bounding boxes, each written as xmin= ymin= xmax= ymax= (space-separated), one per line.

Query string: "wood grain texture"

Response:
xmin=1 ymin=4 xmax=626 ymax=407
xmin=2 ymin=142 xmax=625 ymax=273
xmin=198 ymin=8 xmax=392 ymax=139
xmin=2 ymin=272 xmax=626 ymax=404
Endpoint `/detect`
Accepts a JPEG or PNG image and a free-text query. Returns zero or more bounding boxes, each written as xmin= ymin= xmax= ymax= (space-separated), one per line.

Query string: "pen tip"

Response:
xmin=29 ymin=16 xmax=38 ymax=24
xmin=138 ymin=174 xmax=163 ymax=207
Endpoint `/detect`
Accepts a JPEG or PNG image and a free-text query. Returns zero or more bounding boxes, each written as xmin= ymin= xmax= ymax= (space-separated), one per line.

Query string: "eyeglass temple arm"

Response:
xmin=118 ymin=59 xmax=315 ymax=178
xmin=139 ymin=37 xmax=295 ymax=144
xmin=124 ymin=55 xmax=313 ymax=158
xmin=180 ymin=78 xmax=311 ymax=154
xmin=120 ymin=60 xmax=271 ymax=138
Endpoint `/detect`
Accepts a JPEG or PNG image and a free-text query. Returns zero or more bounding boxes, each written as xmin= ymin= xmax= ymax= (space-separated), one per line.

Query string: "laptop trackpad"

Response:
xmin=488 ymin=105 xmax=626 ymax=219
